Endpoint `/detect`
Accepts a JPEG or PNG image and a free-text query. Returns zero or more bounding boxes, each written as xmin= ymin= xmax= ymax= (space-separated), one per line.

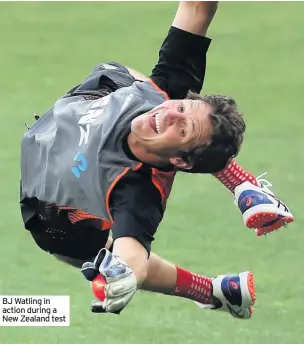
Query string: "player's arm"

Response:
xmin=81 ymin=172 xmax=163 ymax=314
xmin=172 ymin=1 xmax=218 ymax=37
xmin=109 ymin=170 xmax=163 ymax=285
xmin=150 ymin=1 xmax=218 ymax=99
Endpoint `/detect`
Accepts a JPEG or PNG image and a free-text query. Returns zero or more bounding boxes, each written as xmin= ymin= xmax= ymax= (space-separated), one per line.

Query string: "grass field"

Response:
xmin=1 ymin=2 xmax=304 ymax=343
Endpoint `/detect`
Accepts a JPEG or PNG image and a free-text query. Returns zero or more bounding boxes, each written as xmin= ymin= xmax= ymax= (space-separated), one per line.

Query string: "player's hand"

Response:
xmin=81 ymin=248 xmax=137 ymax=314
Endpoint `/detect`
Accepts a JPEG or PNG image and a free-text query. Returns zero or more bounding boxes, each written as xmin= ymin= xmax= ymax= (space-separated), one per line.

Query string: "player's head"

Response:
xmin=129 ymin=92 xmax=245 ymax=173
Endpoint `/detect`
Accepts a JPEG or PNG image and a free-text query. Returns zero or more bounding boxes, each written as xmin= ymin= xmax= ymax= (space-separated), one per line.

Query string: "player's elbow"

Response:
xmin=131 ymin=258 xmax=149 ymax=285
xmin=112 ymin=237 xmax=149 ymax=285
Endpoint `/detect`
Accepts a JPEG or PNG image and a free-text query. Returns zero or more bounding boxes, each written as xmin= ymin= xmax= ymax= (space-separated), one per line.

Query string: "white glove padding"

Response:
xmin=82 ymin=248 xmax=137 ymax=314
xmin=96 ymin=271 xmax=137 ymax=313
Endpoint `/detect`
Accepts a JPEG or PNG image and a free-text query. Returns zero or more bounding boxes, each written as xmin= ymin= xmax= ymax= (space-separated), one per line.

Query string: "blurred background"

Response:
xmin=0 ymin=2 xmax=303 ymax=343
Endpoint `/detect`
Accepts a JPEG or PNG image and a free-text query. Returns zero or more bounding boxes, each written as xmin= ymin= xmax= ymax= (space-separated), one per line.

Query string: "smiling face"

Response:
xmin=128 ymin=99 xmax=213 ymax=168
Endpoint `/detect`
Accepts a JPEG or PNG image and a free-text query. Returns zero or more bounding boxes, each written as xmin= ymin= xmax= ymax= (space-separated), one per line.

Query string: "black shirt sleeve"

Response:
xmin=109 ymin=169 xmax=163 ymax=254
xmin=150 ymin=26 xmax=211 ymax=99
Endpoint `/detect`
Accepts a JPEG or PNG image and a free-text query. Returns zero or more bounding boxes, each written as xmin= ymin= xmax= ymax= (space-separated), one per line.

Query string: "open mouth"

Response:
xmin=149 ymin=113 xmax=161 ymax=134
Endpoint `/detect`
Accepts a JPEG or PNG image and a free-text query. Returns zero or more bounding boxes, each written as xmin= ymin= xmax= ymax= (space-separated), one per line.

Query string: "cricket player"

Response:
xmin=20 ymin=2 xmax=293 ymax=319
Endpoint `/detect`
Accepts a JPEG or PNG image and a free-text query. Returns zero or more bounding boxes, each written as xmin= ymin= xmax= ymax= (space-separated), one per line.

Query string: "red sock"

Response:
xmin=172 ymin=266 xmax=213 ymax=305
xmin=213 ymin=159 xmax=259 ymax=193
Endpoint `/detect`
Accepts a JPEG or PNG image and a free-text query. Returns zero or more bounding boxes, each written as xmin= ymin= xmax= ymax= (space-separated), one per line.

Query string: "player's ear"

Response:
xmin=170 ymin=156 xmax=193 ymax=170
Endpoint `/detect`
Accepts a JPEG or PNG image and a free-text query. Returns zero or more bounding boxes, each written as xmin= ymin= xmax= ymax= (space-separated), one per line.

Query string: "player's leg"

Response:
xmin=213 ymin=159 xmax=294 ymax=235
xmin=140 ymin=252 xmax=255 ymax=320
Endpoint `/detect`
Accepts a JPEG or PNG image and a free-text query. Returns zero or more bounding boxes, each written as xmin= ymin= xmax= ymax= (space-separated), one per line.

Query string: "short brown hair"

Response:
xmin=178 ymin=91 xmax=245 ymax=174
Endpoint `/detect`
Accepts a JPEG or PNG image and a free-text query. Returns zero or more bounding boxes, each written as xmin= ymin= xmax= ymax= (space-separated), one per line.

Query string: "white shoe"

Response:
xmin=195 ymin=271 xmax=256 ymax=319
xmin=234 ymin=175 xmax=294 ymax=236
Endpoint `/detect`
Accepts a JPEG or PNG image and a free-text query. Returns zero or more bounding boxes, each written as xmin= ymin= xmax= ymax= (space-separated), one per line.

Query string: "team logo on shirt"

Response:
xmin=71 ymin=95 xmax=110 ymax=178
xmin=78 ymin=94 xmax=111 ymax=146
xmin=71 ymin=152 xmax=88 ymax=178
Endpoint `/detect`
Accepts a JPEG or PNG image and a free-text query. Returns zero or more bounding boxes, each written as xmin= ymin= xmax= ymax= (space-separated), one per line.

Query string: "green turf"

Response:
xmin=1 ymin=2 xmax=303 ymax=343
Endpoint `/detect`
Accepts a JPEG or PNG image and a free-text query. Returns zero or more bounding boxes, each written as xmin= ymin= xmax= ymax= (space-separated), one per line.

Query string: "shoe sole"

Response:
xmin=239 ymin=271 xmax=256 ymax=318
xmin=243 ymin=205 xmax=294 ymax=234
xmin=253 ymin=215 xmax=294 ymax=236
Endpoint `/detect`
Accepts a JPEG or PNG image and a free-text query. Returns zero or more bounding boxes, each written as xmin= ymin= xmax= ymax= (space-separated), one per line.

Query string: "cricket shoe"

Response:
xmin=195 ymin=271 xmax=256 ymax=319
xmin=234 ymin=174 xmax=294 ymax=236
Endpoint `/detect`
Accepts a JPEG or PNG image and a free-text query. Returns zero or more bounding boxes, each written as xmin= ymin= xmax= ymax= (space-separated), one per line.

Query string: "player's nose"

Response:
xmin=165 ymin=111 xmax=183 ymax=126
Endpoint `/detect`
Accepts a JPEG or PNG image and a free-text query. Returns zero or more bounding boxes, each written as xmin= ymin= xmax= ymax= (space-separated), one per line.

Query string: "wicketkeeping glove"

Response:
xmin=81 ymin=248 xmax=137 ymax=314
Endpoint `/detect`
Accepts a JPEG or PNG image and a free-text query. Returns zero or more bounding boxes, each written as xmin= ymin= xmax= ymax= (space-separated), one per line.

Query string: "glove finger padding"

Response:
xmin=105 ymin=291 xmax=136 ymax=314
xmin=105 ymin=272 xmax=137 ymax=298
